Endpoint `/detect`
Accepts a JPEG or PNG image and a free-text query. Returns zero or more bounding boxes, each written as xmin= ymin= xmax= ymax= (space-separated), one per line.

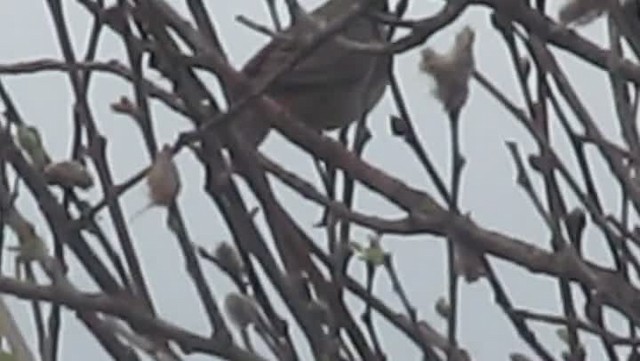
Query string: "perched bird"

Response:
xmin=131 ymin=145 xmax=181 ymax=219
xmin=419 ymin=26 xmax=475 ymax=117
xmin=231 ymin=0 xmax=391 ymax=146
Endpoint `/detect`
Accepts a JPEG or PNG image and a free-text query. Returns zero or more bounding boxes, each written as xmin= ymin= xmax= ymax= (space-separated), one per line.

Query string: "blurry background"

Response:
xmin=0 ymin=0 xmax=626 ymax=360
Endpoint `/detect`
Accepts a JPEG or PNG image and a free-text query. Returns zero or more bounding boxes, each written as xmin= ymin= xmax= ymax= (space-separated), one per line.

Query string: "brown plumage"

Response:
xmin=231 ymin=0 xmax=390 ymax=146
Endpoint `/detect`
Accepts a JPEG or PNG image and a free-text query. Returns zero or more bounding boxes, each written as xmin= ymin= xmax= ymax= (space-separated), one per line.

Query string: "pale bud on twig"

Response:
xmin=556 ymin=327 xmax=570 ymax=344
xmin=435 ymin=297 xmax=451 ymax=319
xmin=44 ymin=160 xmax=94 ymax=190
xmin=224 ymin=292 xmax=261 ymax=329
xmin=15 ymin=124 xmax=51 ymax=170
xmin=419 ymin=26 xmax=475 ymax=116
xmin=214 ymin=242 xmax=244 ymax=279
xmin=5 ymin=210 xmax=49 ymax=279
xmin=558 ymin=0 xmax=607 ymax=26
xmin=131 ymin=145 xmax=181 ymax=219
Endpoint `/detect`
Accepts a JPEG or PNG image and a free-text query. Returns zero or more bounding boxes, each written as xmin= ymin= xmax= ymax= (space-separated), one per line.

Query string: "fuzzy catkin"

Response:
xmin=419 ymin=26 xmax=475 ymax=116
xmin=224 ymin=293 xmax=260 ymax=329
xmin=44 ymin=160 xmax=94 ymax=190
xmin=16 ymin=124 xmax=51 ymax=170
xmin=214 ymin=242 xmax=244 ymax=279
xmin=146 ymin=145 xmax=180 ymax=207
xmin=129 ymin=145 xmax=181 ymax=220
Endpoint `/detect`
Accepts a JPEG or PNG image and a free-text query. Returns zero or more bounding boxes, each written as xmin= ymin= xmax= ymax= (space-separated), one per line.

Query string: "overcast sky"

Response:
xmin=0 ymin=0 xmax=629 ymax=360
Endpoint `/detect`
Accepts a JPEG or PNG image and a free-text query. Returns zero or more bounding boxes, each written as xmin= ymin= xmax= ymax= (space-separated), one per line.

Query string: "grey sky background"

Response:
xmin=0 ymin=0 xmax=629 ymax=360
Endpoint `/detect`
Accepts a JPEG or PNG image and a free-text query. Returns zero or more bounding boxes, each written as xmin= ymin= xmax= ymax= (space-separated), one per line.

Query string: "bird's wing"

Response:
xmin=242 ymin=18 xmax=378 ymax=90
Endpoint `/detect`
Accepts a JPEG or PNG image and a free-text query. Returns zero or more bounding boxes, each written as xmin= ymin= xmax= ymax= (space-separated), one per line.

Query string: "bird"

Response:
xmin=230 ymin=0 xmax=391 ymax=146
